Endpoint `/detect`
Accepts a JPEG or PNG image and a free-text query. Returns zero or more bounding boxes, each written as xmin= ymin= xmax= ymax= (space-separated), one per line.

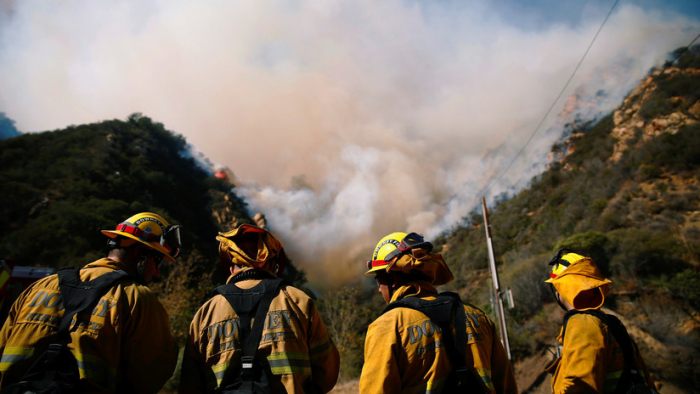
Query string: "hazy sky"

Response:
xmin=1 ymin=0 xmax=698 ymax=288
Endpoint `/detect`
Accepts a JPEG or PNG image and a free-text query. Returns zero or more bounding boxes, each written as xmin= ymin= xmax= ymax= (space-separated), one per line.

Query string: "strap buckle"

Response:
xmin=45 ymin=343 xmax=64 ymax=364
xmin=241 ymin=356 xmax=255 ymax=380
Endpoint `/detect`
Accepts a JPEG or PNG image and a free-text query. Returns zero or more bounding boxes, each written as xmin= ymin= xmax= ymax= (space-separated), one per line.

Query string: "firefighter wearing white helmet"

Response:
xmin=179 ymin=224 xmax=340 ymax=394
xmin=360 ymin=232 xmax=517 ymax=394
xmin=545 ymin=249 xmax=657 ymax=393
xmin=0 ymin=212 xmax=179 ymax=393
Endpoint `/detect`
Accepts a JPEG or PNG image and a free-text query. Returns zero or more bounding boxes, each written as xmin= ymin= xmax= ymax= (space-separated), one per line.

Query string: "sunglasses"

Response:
xmin=145 ymin=249 xmax=165 ymax=266
xmin=374 ymin=273 xmax=394 ymax=288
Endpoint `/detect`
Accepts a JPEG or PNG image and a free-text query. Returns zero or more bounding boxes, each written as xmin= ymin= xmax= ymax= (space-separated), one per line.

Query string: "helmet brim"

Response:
xmin=102 ymin=230 xmax=176 ymax=262
xmin=365 ymin=263 xmax=390 ymax=275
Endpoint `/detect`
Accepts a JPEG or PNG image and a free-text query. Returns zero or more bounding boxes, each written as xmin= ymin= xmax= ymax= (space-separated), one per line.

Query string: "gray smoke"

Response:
xmin=0 ymin=0 xmax=697 ymax=288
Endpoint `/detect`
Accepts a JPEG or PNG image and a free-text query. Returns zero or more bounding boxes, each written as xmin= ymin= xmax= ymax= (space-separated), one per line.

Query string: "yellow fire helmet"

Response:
xmin=365 ymin=232 xmax=434 ymax=274
xmin=366 ymin=232 xmax=454 ymax=286
xmin=545 ymin=249 xmax=585 ymax=283
xmin=217 ymin=224 xmax=287 ymax=275
xmin=102 ymin=212 xmax=181 ymax=262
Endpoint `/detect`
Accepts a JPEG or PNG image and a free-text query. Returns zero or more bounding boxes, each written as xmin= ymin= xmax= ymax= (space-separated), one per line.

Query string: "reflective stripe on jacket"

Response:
xmin=548 ymin=312 xmax=656 ymax=394
xmin=359 ymin=281 xmax=517 ymax=394
xmin=179 ymin=276 xmax=340 ymax=394
xmin=0 ymin=258 xmax=178 ymax=393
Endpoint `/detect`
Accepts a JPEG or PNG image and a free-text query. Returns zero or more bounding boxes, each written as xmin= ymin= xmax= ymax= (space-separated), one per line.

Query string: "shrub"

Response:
xmin=316 ymin=286 xmax=377 ymax=381
xmin=501 ymin=254 xmax=551 ymax=318
xmin=675 ymin=44 xmax=700 ymax=69
xmin=639 ymin=164 xmax=662 ymax=181
xmin=606 ymin=228 xmax=687 ymax=278
xmin=151 ymin=249 xmax=216 ymax=346
xmin=638 ymin=94 xmax=677 ymax=120
xmin=667 ymin=269 xmax=700 ymax=310
xmin=590 ymin=198 xmax=608 ymax=214
xmin=554 ymin=230 xmax=610 ymax=276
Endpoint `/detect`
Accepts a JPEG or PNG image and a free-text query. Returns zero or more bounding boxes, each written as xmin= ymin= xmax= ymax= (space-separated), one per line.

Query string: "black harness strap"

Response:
xmin=42 ymin=268 xmax=129 ymax=380
xmin=56 ymin=268 xmax=129 ymax=337
xmin=4 ymin=267 xmax=128 ymax=392
xmin=212 ymin=278 xmax=285 ymax=392
xmin=381 ymin=292 xmax=485 ymax=393
xmin=562 ymin=309 xmax=654 ymax=393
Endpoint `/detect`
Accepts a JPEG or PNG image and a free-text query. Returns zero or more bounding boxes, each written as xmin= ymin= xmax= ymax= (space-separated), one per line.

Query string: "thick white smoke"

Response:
xmin=0 ymin=0 xmax=697 ymax=288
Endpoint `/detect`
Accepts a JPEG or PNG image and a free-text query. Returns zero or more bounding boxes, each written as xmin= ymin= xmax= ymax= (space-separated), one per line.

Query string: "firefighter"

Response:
xmin=545 ymin=249 xmax=657 ymax=393
xmin=360 ymin=232 xmax=517 ymax=394
xmin=0 ymin=212 xmax=180 ymax=393
xmin=179 ymin=224 xmax=340 ymax=393
xmin=0 ymin=258 xmax=13 ymax=320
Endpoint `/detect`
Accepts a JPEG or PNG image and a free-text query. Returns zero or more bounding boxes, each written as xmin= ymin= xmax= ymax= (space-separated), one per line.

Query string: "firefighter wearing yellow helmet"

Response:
xmin=0 ymin=212 xmax=179 ymax=393
xmin=360 ymin=232 xmax=518 ymax=394
xmin=179 ymin=224 xmax=340 ymax=393
xmin=545 ymin=249 xmax=658 ymax=393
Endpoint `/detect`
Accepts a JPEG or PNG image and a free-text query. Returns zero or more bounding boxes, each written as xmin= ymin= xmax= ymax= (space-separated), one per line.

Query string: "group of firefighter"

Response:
xmin=0 ymin=212 xmax=658 ymax=393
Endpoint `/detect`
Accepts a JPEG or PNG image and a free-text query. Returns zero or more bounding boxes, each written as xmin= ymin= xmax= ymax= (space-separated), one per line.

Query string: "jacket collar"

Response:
xmin=390 ymin=280 xmax=439 ymax=303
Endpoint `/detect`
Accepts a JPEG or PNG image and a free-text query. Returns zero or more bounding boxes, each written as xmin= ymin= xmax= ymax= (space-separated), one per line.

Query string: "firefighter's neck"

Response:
xmin=107 ymin=244 xmax=143 ymax=274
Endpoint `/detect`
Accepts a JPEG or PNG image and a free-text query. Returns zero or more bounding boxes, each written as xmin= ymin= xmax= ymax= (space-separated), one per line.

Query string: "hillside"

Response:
xmin=1 ymin=46 xmax=699 ymax=393
xmin=1 ymin=114 xmax=231 ymax=263
xmin=0 ymin=114 xmax=313 ymax=337
xmin=434 ymin=46 xmax=700 ymax=392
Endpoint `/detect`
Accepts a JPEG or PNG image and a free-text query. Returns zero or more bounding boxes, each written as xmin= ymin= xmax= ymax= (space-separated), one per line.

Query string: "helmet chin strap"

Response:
xmin=386 ymin=275 xmax=398 ymax=300
xmin=388 ymin=286 xmax=397 ymax=301
xmin=549 ymin=284 xmax=568 ymax=312
xmin=135 ymin=247 xmax=149 ymax=284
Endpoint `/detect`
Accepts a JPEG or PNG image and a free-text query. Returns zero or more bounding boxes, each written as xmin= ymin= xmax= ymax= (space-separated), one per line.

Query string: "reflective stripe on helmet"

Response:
xmin=116 ymin=223 xmax=161 ymax=242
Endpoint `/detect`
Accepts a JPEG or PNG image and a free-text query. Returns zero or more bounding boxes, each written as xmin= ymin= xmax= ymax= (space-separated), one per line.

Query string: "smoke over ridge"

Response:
xmin=0 ymin=0 xmax=697 ymax=289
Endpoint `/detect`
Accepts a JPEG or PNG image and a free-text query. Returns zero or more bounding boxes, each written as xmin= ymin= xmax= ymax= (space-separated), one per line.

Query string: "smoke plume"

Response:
xmin=0 ymin=0 xmax=697 ymax=289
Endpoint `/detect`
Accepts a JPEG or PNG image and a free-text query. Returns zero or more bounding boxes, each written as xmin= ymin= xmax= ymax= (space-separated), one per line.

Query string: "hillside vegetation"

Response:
xmin=432 ymin=46 xmax=700 ymax=392
xmin=0 ymin=114 xmax=317 ymax=391
xmin=2 ymin=46 xmax=699 ymax=393
xmin=0 ymin=113 xmax=311 ymax=350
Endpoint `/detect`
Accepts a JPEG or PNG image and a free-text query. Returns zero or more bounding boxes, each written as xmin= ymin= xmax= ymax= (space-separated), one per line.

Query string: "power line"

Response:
xmin=667 ymin=32 xmax=700 ymax=64
xmin=443 ymin=0 xmax=620 ymax=208
xmin=626 ymin=32 xmax=700 ymax=112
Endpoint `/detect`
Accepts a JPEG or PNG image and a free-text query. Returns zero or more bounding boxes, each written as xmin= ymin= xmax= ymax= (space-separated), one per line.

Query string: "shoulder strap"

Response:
xmin=212 ymin=278 xmax=285 ymax=390
xmin=561 ymin=309 xmax=607 ymax=344
xmin=382 ymin=292 xmax=483 ymax=393
xmin=56 ymin=267 xmax=129 ymax=339
xmin=19 ymin=267 xmax=129 ymax=386
xmin=562 ymin=309 xmax=648 ymax=390
xmin=603 ymin=314 xmax=649 ymax=388
xmin=382 ymin=292 xmax=460 ymax=322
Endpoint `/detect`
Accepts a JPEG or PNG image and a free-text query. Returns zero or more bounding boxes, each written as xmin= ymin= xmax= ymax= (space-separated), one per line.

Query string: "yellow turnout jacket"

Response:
xmin=359 ymin=282 xmax=517 ymax=394
xmin=179 ymin=275 xmax=340 ymax=393
xmin=547 ymin=257 xmax=656 ymax=393
xmin=0 ymin=258 xmax=178 ymax=393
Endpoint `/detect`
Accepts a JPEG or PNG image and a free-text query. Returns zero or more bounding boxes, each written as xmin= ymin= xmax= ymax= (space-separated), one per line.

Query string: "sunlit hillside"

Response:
xmin=433 ymin=45 xmax=700 ymax=393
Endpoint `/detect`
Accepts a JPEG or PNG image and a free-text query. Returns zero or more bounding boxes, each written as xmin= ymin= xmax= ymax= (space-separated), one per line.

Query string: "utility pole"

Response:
xmin=481 ymin=197 xmax=512 ymax=360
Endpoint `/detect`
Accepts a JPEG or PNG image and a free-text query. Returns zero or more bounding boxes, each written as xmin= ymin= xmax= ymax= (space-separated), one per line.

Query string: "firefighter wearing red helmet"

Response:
xmin=179 ymin=224 xmax=340 ymax=393
xmin=360 ymin=232 xmax=517 ymax=394
xmin=0 ymin=212 xmax=179 ymax=393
